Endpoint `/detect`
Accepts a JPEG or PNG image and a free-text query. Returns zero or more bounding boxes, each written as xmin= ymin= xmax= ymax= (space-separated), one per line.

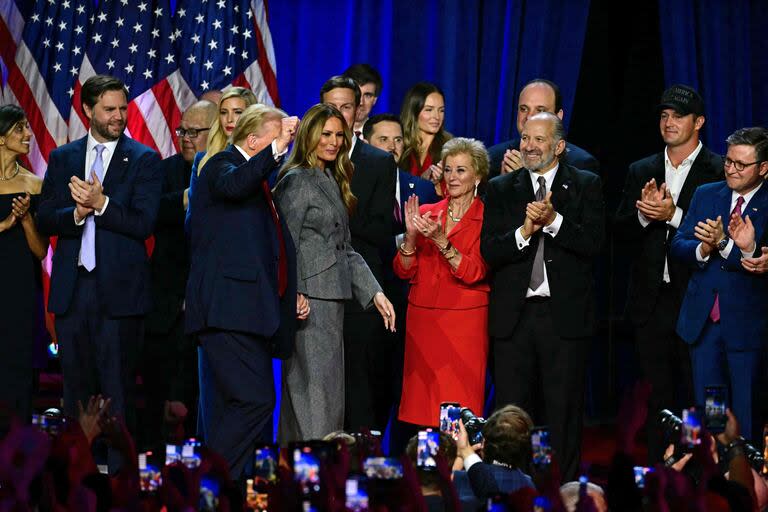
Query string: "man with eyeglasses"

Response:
xmin=671 ymin=126 xmax=768 ymax=441
xmin=139 ymin=100 xmax=216 ymax=450
xmin=614 ymin=84 xmax=722 ymax=464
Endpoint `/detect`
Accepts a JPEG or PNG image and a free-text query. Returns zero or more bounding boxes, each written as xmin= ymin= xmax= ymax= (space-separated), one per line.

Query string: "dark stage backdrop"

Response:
xmin=269 ymin=0 xmax=591 ymax=148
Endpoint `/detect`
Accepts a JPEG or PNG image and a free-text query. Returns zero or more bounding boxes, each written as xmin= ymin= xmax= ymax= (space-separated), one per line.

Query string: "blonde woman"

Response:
xmin=274 ymin=103 xmax=395 ymax=442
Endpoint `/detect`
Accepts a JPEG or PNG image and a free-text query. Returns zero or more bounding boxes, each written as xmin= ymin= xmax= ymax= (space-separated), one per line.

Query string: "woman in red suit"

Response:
xmin=394 ymin=137 xmax=490 ymax=427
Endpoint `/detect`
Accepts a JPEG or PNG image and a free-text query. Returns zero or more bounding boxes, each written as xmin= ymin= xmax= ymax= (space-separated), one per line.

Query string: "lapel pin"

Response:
xmin=562 ymin=183 xmax=569 ymax=190
xmin=409 ymin=183 xmax=415 ymax=189
xmin=123 ymin=156 xmax=128 ymax=162
xmin=752 ymin=207 xmax=758 ymax=211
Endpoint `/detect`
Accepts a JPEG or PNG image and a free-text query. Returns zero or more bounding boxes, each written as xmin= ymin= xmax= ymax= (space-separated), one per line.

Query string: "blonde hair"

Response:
xmin=198 ymin=87 xmax=258 ymax=174
xmin=279 ymin=104 xmax=357 ymax=214
xmin=441 ymin=137 xmax=490 ymax=184
xmin=231 ymin=104 xmax=286 ymax=146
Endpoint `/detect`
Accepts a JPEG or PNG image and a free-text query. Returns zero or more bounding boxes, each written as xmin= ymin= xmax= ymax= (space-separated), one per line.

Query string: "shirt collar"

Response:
xmin=348 ymin=135 xmax=358 ymax=158
xmin=528 ymin=163 xmax=560 ymax=189
xmin=87 ymin=131 xmax=119 ymax=154
xmin=734 ymin=181 xmax=763 ymax=206
xmin=234 ymin=143 xmax=250 ymax=161
xmin=664 ymin=140 xmax=703 ymax=168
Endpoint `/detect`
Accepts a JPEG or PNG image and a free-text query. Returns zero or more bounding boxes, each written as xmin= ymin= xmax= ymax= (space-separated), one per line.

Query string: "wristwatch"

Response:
xmin=717 ymin=236 xmax=729 ymax=252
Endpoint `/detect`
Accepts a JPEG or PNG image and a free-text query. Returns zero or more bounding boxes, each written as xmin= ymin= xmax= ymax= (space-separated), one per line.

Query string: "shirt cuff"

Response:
xmin=696 ymin=243 xmax=710 ymax=263
xmin=718 ymin=239 xmax=734 ymax=260
xmin=74 ymin=208 xmax=86 ymax=226
xmin=667 ymin=206 xmax=683 ymax=229
xmin=463 ymin=453 xmax=482 ymax=471
xmin=271 ymin=139 xmax=287 ymax=161
xmin=94 ymin=196 xmax=109 ymax=216
xmin=543 ymin=212 xmax=563 ymax=237
xmin=637 ymin=210 xmax=650 ymax=228
xmin=515 ymin=226 xmax=531 ymax=248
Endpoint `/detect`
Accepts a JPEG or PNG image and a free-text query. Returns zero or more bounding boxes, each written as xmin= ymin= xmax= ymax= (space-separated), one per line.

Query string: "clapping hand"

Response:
xmin=727 ymin=212 xmax=756 ymax=252
xmin=422 ymin=162 xmax=443 ymax=184
xmin=69 ymin=171 xmax=105 ymax=218
xmin=403 ymin=194 xmax=421 ymax=240
xmin=636 ymin=179 xmax=676 ymax=221
xmin=742 ymin=246 xmax=768 ymax=273
xmin=411 ymin=209 xmax=445 ymax=243
xmin=11 ymin=192 xmax=31 ymax=219
xmin=501 ymin=149 xmax=524 ymax=175
xmin=694 ymin=216 xmax=724 ymax=256
xmin=526 ymin=191 xmax=555 ymax=226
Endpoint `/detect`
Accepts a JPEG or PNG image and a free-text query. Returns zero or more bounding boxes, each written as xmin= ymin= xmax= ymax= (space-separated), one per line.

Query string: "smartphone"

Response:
xmin=254 ymin=444 xmax=278 ymax=483
xmin=199 ymin=475 xmax=220 ymax=512
xmin=138 ymin=452 xmax=162 ymax=494
xmin=345 ymin=476 xmax=369 ymax=512
xmin=682 ymin=407 xmax=702 ymax=447
xmin=165 ymin=439 xmax=202 ymax=468
xmin=292 ymin=446 xmax=321 ymax=495
xmin=32 ymin=413 xmax=65 ymax=436
xmin=363 ymin=457 xmax=404 ymax=479
xmin=704 ymin=386 xmax=727 ymax=433
xmin=531 ymin=427 xmax=552 ymax=467
xmin=439 ymin=402 xmax=462 ymax=440
xmin=762 ymin=425 xmax=768 ymax=477
xmin=633 ymin=466 xmax=654 ymax=488
xmin=416 ymin=429 xmax=439 ymax=470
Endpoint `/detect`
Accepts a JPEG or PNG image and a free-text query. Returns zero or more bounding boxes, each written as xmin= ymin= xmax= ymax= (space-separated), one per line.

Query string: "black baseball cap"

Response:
xmin=658 ymin=84 xmax=704 ymax=116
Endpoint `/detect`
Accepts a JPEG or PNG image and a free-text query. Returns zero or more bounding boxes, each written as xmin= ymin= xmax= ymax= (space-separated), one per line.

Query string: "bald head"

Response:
xmin=517 ymin=80 xmax=564 ymax=135
xmin=520 ymin=112 xmax=566 ymax=173
xmin=179 ymin=100 xmax=217 ymax=162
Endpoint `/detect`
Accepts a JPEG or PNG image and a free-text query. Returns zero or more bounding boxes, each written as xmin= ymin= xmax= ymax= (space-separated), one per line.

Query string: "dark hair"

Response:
xmin=398 ymin=82 xmax=452 ymax=169
xmin=726 ymin=126 xmax=768 ymax=163
xmin=0 ymin=104 xmax=26 ymax=136
xmin=362 ymin=113 xmax=401 ymax=141
xmin=319 ymin=75 xmax=361 ymax=107
xmin=405 ymin=431 xmax=457 ymax=490
xmin=342 ymin=63 xmax=383 ymax=96
xmin=482 ymin=405 xmax=533 ymax=469
xmin=80 ymin=75 xmax=128 ymax=115
xmin=523 ymin=78 xmax=563 ymax=113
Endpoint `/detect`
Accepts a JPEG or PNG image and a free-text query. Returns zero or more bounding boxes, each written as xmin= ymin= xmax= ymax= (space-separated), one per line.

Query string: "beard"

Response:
xmin=90 ymin=116 xmax=125 ymax=141
xmin=522 ymin=147 xmax=556 ymax=171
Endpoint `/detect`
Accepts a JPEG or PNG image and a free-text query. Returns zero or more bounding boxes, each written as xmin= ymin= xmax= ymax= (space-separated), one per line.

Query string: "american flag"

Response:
xmin=0 ymin=0 xmax=280 ymax=176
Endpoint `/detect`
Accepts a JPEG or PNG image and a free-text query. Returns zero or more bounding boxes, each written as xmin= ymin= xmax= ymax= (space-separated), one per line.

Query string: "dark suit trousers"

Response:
xmin=493 ymin=298 xmax=588 ymax=482
xmin=343 ymin=309 xmax=396 ymax=432
xmin=55 ymin=268 xmax=142 ymax=427
xmin=197 ymin=330 xmax=274 ymax=480
xmin=633 ymin=283 xmax=693 ymax=463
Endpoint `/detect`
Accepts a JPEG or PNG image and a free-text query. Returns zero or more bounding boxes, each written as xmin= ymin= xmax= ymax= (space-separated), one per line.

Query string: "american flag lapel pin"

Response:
xmin=409 ymin=182 xmax=415 ymax=189
xmin=123 ymin=156 xmax=128 ymax=162
xmin=562 ymin=183 xmax=569 ymax=190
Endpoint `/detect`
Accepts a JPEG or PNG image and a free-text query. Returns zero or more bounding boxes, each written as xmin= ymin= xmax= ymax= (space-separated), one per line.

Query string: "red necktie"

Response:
xmin=709 ymin=196 xmax=745 ymax=322
xmin=261 ymin=181 xmax=288 ymax=297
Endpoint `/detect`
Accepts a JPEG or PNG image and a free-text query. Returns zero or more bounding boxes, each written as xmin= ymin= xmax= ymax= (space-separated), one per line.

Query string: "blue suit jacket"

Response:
xmin=453 ymin=463 xmax=534 ymax=509
xmin=671 ymin=181 xmax=768 ymax=349
xmin=38 ymin=135 xmax=162 ymax=317
xmin=185 ymin=145 xmax=297 ymax=359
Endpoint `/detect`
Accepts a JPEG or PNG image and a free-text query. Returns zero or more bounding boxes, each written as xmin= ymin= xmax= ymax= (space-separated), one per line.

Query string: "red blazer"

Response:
xmin=394 ymin=197 xmax=489 ymax=309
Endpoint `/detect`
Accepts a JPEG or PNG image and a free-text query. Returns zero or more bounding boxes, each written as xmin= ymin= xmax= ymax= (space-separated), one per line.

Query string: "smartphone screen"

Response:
xmin=704 ymin=386 xmax=727 ymax=433
xmin=531 ymin=427 xmax=552 ymax=467
xmin=416 ymin=429 xmax=439 ymax=470
xmin=363 ymin=457 xmax=404 ymax=479
xmin=439 ymin=402 xmax=462 ymax=440
xmin=254 ymin=444 xmax=278 ymax=483
xmin=682 ymin=407 xmax=702 ymax=446
xmin=138 ymin=452 xmax=162 ymax=494
xmin=32 ymin=413 xmax=64 ymax=436
xmin=199 ymin=475 xmax=220 ymax=512
xmin=293 ymin=447 xmax=321 ymax=495
xmin=633 ymin=466 xmax=654 ymax=488
xmin=345 ymin=476 xmax=369 ymax=512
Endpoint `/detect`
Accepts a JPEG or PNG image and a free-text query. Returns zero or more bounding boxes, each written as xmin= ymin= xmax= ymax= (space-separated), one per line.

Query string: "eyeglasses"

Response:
xmin=175 ymin=127 xmax=210 ymax=139
xmin=724 ymin=157 xmax=763 ymax=172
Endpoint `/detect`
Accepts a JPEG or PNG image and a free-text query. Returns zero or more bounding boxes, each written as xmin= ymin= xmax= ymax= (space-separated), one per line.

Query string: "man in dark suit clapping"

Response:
xmin=185 ymin=104 xmax=303 ymax=480
xmin=481 ymin=112 xmax=605 ymax=481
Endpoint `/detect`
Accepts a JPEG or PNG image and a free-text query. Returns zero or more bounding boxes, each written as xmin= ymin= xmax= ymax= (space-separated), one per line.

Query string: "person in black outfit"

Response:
xmin=614 ymin=85 xmax=723 ymax=463
xmin=0 ymin=105 xmax=48 ymax=427
xmin=139 ymin=100 xmax=216 ymax=449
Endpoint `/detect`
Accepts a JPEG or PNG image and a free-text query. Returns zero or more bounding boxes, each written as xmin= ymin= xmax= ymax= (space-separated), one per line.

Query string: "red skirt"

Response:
xmin=398 ymin=304 xmax=488 ymax=426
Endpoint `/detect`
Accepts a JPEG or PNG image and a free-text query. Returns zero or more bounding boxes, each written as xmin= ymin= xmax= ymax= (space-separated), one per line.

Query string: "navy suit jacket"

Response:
xmin=184 ymin=145 xmax=297 ymax=359
xmin=398 ymin=169 xmax=439 ymax=215
xmin=38 ymin=134 xmax=162 ymax=317
xmin=488 ymin=138 xmax=600 ymax=179
xmin=671 ymin=181 xmax=768 ymax=350
xmin=454 ymin=463 xmax=534 ymax=508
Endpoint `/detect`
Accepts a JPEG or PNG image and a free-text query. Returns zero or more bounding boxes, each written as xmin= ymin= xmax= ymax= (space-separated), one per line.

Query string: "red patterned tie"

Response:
xmin=709 ymin=196 xmax=745 ymax=322
xmin=262 ymin=181 xmax=288 ymax=297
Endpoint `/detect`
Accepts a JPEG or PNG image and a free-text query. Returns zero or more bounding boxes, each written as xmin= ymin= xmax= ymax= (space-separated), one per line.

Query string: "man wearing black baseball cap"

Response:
xmin=614 ymin=84 xmax=723 ymax=464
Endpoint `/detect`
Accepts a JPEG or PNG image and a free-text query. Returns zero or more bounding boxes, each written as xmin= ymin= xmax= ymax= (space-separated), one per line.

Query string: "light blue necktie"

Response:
xmin=80 ymin=144 xmax=105 ymax=271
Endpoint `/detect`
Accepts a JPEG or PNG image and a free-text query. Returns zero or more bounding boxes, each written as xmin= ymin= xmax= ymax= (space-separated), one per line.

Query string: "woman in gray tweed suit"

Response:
xmin=274 ymin=104 xmax=396 ymax=442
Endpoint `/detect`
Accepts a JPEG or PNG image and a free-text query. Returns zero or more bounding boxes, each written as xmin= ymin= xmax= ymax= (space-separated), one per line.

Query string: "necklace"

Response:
xmin=0 ymin=161 xmax=19 ymax=181
xmin=447 ymin=202 xmax=466 ymax=222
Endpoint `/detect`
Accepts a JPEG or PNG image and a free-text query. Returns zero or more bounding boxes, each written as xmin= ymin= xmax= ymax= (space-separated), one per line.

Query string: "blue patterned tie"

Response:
xmin=80 ymin=144 xmax=105 ymax=271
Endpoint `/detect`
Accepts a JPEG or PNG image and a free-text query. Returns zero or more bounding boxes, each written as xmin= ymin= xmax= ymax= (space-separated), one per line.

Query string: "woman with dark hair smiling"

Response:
xmin=0 ymin=104 xmax=48 ymax=423
xmin=274 ymin=103 xmax=396 ymax=442
xmin=398 ymin=82 xmax=453 ymax=189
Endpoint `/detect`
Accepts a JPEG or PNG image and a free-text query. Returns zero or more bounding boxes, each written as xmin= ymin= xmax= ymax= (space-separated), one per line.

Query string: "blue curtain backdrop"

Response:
xmin=658 ymin=0 xmax=768 ymax=155
xmin=270 ymin=0 xmax=591 ymax=147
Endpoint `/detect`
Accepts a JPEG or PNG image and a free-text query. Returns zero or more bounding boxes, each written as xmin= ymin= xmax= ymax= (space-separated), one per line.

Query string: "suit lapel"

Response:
xmin=102 ymin=136 xmax=130 ymax=190
xmin=678 ymin=148 xmax=720 ymax=211
xmin=447 ymin=197 xmax=481 ymax=239
xmin=747 ymin=183 xmax=768 ymax=242
xmin=71 ymin=138 xmax=88 ymax=179
xmin=550 ymin=164 xmax=574 ymax=210
xmin=313 ymin=169 xmax=347 ymax=218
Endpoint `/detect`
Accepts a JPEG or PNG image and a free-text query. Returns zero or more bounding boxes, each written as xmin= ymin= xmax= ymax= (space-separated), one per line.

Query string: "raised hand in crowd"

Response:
xmin=694 ymin=215 xmax=724 ymax=257
xmin=274 ymin=115 xmax=300 ymax=153
xmin=77 ymin=395 xmax=112 ymax=444
xmin=296 ymin=293 xmax=310 ymax=320
xmin=727 ymin=211 xmax=756 ymax=253
xmin=636 ymin=178 xmax=676 ymax=222
xmin=501 ymin=148 xmax=524 ymax=175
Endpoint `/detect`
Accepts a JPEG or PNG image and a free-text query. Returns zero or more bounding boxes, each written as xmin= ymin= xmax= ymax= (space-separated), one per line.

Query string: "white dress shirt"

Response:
xmin=514 ymin=164 xmax=564 ymax=297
